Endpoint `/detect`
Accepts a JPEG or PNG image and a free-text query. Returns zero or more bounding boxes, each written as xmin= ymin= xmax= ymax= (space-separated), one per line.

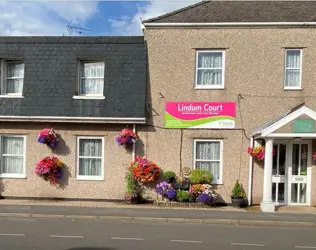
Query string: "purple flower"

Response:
xmin=167 ymin=188 xmax=177 ymax=201
xmin=155 ymin=181 xmax=171 ymax=196
xmin=197 ymin=193 xmax=213 ymax=205
xmin=37 ymin=136 xmax=46 ymax=144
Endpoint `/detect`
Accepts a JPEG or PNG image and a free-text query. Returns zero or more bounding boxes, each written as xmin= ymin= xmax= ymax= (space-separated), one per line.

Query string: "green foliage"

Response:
xmin=176 ymin=190 xmax=191 ymax=202
xmin=126 ymin=171 xmax=137 ymax=194
xmin=190 ymin=169 xmax=212 ymax=184
xmin=231 ymin=180 xmax=246 ymax=197
xmin=163 ymin=171 xmax=176 ymax=182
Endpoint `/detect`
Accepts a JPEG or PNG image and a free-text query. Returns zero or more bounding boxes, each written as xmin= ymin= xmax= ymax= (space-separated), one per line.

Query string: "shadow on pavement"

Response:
xmin=67 ymin=248 xmax=115 ymax=250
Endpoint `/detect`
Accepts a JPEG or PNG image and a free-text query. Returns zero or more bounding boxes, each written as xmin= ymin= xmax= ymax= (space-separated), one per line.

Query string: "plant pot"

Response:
xmin=231 ymin=196 xmax=244 ymax=208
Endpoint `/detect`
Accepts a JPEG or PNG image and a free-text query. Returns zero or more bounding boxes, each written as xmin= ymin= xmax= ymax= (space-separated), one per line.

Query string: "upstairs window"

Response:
xmin=0 ymin=60 xmax=24 ymax=96
xmin=195 ymin=50 xmax=225 ymax=89
xmin=284 ymin=49 xmax=302 ymax=89
xmin=78 ymin=61 xmax=104 ymax=96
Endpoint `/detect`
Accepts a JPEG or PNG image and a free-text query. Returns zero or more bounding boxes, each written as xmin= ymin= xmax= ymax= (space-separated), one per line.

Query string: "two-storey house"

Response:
xmin=142 ymin=0 xmax=316 ymax=212
xmin=0 ymin=36 xmax=147 ymax=200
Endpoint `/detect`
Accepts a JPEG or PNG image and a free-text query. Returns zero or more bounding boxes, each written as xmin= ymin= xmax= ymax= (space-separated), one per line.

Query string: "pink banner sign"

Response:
xmin=165 ymin=102 xmax=236 ymax=129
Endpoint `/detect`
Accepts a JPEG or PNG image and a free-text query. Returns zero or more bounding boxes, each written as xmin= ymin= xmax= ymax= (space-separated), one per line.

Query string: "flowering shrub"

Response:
xmin=130 ymin=156 xmax=161 ymax=183
xmin=189 ymin=184 xmax=213 ymax=199
xmin=197 ymin=193 xmax=213 ymax=205
xmin=155 ymin=181 xmax=172 ymax=197
xmin=35 ymin=156 xmax=63 ymax=185
xmin=167 ymin=188 xmax=177 ymax=201
xmin=116 ymin=128 xmax=137 ymax=146
xmin=37 ymin=128 xmax=59 ymax=148
xmin=247 ymin=145 xmax=265 ymax=161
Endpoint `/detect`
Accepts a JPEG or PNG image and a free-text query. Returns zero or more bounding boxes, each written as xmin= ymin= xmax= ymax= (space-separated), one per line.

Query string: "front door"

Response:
xmin=272 ymin=141 xmax=311 ymax=206
xmin=288 ymin=142 xmax=311 ymax=205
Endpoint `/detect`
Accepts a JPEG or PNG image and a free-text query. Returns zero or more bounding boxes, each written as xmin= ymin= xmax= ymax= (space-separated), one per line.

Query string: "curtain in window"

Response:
xmin=285 ymin=50 xmax=300 ymax=87
xmin=80 ymin=62 xmax=104 ymax=94
xmin=79 ymin=139 xmax=102 ymax=176
xmin=6 ymin=62 xmax=24 ymax=93
xmin=195 ymin=142 xmax=220 ymax=181
xmin=1 ymin=137 xmax=24 ymax=174
xmin=197 ymin=52 xmax=222 ymax=86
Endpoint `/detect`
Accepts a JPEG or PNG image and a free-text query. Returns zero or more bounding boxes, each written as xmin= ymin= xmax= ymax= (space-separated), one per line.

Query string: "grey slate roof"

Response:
xmin=143 ymin=1 xmax=316 ymax=23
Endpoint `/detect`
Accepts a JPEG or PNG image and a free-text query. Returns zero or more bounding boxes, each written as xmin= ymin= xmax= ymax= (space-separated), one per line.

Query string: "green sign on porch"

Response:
xmin=293 ymin=119 xmax=314 ymax=133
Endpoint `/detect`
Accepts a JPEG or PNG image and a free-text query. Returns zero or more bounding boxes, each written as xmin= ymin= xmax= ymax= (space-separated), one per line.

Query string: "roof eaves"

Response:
xmin=142 ymin=0 xmax=209 ymax=24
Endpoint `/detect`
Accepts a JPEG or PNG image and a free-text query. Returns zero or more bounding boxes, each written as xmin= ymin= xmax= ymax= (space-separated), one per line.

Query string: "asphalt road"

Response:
xmin=1 ymin=217 xmax=316 ymax=250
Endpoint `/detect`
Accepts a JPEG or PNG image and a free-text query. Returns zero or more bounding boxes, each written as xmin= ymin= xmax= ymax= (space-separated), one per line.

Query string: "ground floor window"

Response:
xmin=0 ymin=135 xmax=26 ymax=178
xmin=193 ymin=139 xmax=223 ymax=184
xmin=76 ymin=136 xmax=104 ymax=180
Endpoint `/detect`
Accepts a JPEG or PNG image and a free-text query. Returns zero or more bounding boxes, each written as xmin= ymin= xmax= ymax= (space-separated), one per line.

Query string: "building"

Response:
xmin=0 ymin=36 xmax=147 ymax=200
xmin=142 ymin=0 xmax=316 ymax=212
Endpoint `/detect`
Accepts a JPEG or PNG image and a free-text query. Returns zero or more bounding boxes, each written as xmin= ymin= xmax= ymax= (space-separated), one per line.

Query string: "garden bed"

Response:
xmin=154 ymin=200 xmax=215 ymax=209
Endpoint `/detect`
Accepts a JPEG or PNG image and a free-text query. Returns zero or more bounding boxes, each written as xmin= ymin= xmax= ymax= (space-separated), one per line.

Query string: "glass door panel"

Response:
xmin=290 ymin=143 xmax=309 ymax=205
xmin=272 ymin=143 xmax=286 ymax=204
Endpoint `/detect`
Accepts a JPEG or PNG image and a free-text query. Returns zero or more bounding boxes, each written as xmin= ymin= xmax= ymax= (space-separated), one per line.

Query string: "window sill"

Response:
xmin=76 ymin=176 xmax=104 ymax=181
xmin=194 ymin=86 xmax=225 ymax=90
xmin=0 ymin=175 xmax=26 ymax=179
xmin=73 ymin=96 xmax=105 ymax=100
xmin=0 ymin=95 xmax=24 ymax=98
xmin=284 ymin=88 xmax=303 ymax=91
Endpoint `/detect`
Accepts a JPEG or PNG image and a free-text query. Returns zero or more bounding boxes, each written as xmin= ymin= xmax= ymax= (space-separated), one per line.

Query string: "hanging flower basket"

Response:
xmin=116 ymin=128 xmax=137 ymax=146
xmin=247 ymin=145 xmax=265 ymax=162
xmin=35 ymin=156 xmax=64 ymax=185
xmin=37 ymin=128 xmax=59 ymax=148
xmin=313 ymin=152 xmax=316 ymax=161
xmin=130 ymin=156 xmax=161 ymax=183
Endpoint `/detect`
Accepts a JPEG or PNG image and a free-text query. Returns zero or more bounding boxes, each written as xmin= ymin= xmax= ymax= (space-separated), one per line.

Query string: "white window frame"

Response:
xmin=76 ymin=136 xmax=104 ymax=181
xmin=0 ymin=59 xmax=24 ymax=97
xmin=193 ymin=139 xmax=223 ymax=184
xmin=284 ymin=49 xmax=303 ymax=90
xmin=0 ymin=135 xmax=26 ymax=178
xmin=195 ymin=50 xmax=225 ymax=89
xmin=76 ymin=60 xmax=105 ymax=98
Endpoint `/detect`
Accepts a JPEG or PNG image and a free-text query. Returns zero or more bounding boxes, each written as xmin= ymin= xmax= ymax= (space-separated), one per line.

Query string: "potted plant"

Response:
xmin=190 ymin=169 xmax=212 ymax=184
xmin=163 ymin=171 xmax=176 ymax=183
xmin=231 ymin=180 xmax=246 ymax=208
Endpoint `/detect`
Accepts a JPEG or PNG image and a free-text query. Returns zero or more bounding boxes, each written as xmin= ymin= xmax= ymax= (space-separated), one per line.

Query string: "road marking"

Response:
xmin=170 ymin=240 xmax=202 ymax=243
xmin=0 ymin=233 xmax=25 ymax=237
xmin=49 ymin=235 xmax=84 ymax=239
xmin=295 ymin=246 xmax=316 ymax=249
xmin=111 ymin=237 xmax=144 ymax=241
xmin=231 ymin=243 xmax=265 ymax=247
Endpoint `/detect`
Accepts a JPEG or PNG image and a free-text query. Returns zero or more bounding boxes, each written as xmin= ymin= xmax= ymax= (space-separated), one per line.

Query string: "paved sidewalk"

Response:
xmin=0 ymin=203 xmax=316 ymax=228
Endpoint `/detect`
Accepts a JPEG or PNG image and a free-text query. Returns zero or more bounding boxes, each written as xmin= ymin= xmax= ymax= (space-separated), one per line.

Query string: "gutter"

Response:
xmin=0 ymin=116 xmax=146 ymax=124
xmin=143 ymin=22 xmax=316 ymax=28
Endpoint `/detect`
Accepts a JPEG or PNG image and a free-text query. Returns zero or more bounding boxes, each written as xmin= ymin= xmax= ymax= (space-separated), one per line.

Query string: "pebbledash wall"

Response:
xmin=0 ymin=37 xmax=147 ymax=199
xmin=143 ymin=27 xmax=316 ymax=205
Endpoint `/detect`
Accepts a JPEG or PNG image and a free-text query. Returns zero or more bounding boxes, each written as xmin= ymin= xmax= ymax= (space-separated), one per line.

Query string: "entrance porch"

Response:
xmin=251 ymin=104 xmax=316 ymax=212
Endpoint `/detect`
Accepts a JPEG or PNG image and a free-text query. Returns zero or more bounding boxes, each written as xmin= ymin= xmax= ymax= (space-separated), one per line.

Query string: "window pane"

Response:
xmin=278 ymin=183 xmax=285 ymax=203
xmin=198 ymin=52 xmax=222 ymax=68
xmin=300 ymin=144 xmax=308 ymax=175
xmin=1 ymin=156 xmax=24 ymax=174
xmin=196 ymin=141 xmax=220 ymax=160
xmin=6 ymin=62 xmax=24 ymax=78
xmin=79 ymin=158 xmax=101 ymax=176
xmin=197 ymin=69 xmax=222 ymax=86
xmin=286 ymin=50 xmax=300 ymax=68
xmin=285 ymin=69 xmax=300 ymax=87
xmin=82 ymin=62 xmax=104 ymax=78
xmin=79 ymin=139 xmax=102 ymax=157
xmin=279 ymin=144 xmax=286 ymax=175
xmin=6 ymin=79 xmax=23 ymax=93
xmin=272 ymin=144 xmax=278 ymax=175
xmin=272 ymin=183 xmax=276 ymax=202
xmin=291 ymin=183 xmax=298 ymax=203
xmin=299 ymin=183 xmax=307 ymax=203
xmin=2 ymin=137 xmax=24 ymax=155
xmin=292 ymin=144 xmax=299 ymax=175
xmin=196 ymin=161 xmax=220 ymax=181
xmin=80 ymin=78 xmax=104 ymax=95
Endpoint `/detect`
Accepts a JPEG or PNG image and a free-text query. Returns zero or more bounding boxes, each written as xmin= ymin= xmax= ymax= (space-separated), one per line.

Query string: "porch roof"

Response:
xmin=251 ymin=103 xmax=316 ymax=138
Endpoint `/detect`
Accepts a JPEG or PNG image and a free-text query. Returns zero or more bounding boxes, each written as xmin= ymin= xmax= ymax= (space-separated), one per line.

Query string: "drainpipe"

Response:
xmin=248 ymin=136 xmax=254 ymax=206
xmin=132 ymin=124 xmax=136 ymax=161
